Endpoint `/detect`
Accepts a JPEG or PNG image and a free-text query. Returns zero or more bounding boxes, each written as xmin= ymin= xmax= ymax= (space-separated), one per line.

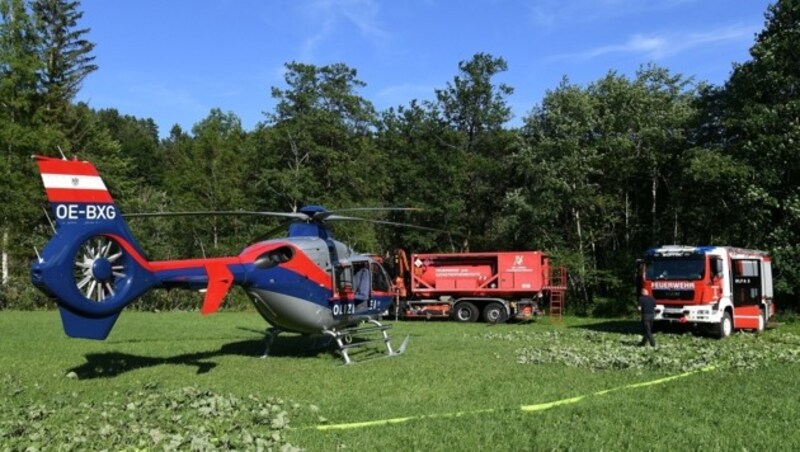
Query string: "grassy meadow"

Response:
xmin=2 ymin=310 xmax=800 ymax=450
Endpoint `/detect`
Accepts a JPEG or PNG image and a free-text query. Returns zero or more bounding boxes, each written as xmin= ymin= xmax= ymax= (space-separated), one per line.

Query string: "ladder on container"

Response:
xmin=549 ymin=289 xmax=564 ymax=321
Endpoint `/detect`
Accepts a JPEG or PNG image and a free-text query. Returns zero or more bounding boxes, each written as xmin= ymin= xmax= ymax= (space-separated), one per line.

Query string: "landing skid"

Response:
xmin=261 ymin=327 xmax=280 ymax=358
xmin=260 ymin=321 xmax=409 ymax=365
xmin=324 ymin=319 xmax=409 ymax=365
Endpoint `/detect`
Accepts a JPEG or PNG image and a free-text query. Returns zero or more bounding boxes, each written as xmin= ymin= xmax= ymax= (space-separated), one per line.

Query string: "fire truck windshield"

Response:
xmin=645 ymin=257 xmax=705 ymax=280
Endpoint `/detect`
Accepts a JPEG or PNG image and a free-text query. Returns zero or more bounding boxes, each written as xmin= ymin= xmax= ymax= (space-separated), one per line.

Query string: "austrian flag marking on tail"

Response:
xmin=35 ymin=156 xmax=113 ymax=203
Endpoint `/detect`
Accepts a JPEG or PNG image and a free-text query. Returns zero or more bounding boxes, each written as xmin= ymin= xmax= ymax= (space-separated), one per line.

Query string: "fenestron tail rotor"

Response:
xmin=73 ymin=236 xmax=128 ymax=302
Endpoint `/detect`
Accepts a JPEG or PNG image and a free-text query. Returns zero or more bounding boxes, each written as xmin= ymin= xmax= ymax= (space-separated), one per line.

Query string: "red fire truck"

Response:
xmin=637 ymin=245 xmax=775 ymax=337
xmin=392 ymin=250 xmax=567 ymax=323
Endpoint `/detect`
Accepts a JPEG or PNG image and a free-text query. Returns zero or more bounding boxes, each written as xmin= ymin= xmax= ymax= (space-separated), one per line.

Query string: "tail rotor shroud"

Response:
xmin=73 ymin=235 xmax=128 ymax=303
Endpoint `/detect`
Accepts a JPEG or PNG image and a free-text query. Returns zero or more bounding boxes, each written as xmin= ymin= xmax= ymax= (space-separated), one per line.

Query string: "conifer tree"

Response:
xmin=31 ymin=0 xmax=96 ymax=117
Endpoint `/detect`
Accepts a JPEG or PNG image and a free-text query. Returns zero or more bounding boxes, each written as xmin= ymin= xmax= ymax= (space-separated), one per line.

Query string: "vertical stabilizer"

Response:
xmin=30 ymin=156 xmax=156 ymax=339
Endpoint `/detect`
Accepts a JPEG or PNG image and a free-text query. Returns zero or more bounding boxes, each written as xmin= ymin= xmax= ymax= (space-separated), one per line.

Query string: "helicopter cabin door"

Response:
xmin=332 ymin=260 xmax=371 ymax=317
xmin=352 ymin=262 xmax=371 ymax=312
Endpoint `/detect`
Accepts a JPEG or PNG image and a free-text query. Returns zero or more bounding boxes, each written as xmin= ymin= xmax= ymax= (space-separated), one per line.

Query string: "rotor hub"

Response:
xmin=91 ymin=258 xmax=113 ymax=282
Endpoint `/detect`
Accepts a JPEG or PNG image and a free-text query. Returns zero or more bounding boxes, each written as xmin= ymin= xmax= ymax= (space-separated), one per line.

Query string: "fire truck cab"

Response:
xmin=638 ymin=245 xmax=774 ymax=338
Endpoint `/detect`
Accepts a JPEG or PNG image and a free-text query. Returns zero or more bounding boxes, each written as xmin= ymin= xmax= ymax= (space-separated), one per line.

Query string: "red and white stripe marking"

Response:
xmin=35 ymin=156 xmax=113 ymax=203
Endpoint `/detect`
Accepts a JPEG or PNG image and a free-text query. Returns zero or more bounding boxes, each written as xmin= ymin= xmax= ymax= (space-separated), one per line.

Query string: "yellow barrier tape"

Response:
xmin=315 ymin=416 xmax=415 ymax=431
xmin=519 ymin=395 xmax=586 ymax=412
xmin=315 ymin=408 xmax=498 ymax=431
xmin=312 ymin=365 xmax=717 ymax=431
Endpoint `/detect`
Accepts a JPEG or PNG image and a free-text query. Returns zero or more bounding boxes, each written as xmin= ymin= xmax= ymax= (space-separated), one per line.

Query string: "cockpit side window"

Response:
xmin=371 ymin=262 xmax=391 ymax=292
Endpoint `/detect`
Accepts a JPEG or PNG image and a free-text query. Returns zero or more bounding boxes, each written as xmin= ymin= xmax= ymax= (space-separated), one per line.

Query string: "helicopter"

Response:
xmin=29 ymin=154 xmax=435 ymax=364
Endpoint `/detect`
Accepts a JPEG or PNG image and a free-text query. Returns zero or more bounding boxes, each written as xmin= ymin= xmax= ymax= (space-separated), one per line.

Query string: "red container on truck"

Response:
xmin=392 ymin=250 xmax=566 ymax=323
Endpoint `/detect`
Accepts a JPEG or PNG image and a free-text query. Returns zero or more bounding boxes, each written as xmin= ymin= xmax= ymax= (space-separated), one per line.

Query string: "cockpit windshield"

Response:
xmin=645 ymin=257 xmax=705 ymax=280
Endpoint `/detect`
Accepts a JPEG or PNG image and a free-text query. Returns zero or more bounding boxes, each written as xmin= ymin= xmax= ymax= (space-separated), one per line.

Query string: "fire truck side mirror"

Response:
xmin=711 ymin=258 xmax=723 ymax=278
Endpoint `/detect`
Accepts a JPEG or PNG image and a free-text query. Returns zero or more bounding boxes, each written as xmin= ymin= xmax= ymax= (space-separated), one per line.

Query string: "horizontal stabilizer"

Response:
xmin=201 ymin=262 xmax=234 ymax=315
xmin=59 ymin=307 xmax=121 ymax=340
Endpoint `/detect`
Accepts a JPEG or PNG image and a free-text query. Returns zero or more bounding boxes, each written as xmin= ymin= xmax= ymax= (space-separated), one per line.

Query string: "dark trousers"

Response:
xmin=640 ymin=314 xmax=656 ymax=346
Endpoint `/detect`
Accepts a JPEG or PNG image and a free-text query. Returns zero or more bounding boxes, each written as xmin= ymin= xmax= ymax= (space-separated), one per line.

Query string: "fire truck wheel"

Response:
xmin=453 ymin=302 xmax=479 ymax=323
xmin=483 ymin=303 xmax=508 ymax=324
xmin=756 ymin=308 xmax=766 ymax=333
xmin=714 ymin=311 xmax=733 ymax=339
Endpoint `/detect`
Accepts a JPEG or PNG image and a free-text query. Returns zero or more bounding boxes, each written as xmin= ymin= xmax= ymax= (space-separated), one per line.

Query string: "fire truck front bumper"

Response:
xmin=654 ymin=304 xmax=722 ymax=324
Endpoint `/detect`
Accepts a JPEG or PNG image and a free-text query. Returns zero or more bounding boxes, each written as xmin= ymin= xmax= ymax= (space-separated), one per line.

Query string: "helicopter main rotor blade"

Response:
xmin=328 ymin=207 xmax=424 ymax=214
xmin=315 ymin=207 xmax=424 ymax=221
xmin=325 ymin=215 xmax=449 ymax=233
xmin=123 ymin=205 xmax=449 ymax=234
xmin=123 ymin=210 xmax=309 ymax=220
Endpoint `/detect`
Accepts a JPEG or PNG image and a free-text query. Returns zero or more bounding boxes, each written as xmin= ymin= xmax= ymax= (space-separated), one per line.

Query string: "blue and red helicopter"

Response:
xmin=29 ymin=154 xmax=431 ymax=363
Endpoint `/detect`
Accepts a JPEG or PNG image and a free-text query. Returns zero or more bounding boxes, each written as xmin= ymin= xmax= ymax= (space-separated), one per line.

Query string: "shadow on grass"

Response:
xmin=572 ymin=319 xmax=703 ymax=341
xmin=571 ymin=319 xmax=642 ymax=335
xmin=67 ymin=333 xmax=333 ymax=379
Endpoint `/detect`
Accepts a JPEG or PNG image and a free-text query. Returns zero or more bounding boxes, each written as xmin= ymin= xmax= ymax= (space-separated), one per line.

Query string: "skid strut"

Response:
xmin=324 ymin=320 xmax=409 ymax=365
xmin=261 ymin=327 xmax=281 ymax=358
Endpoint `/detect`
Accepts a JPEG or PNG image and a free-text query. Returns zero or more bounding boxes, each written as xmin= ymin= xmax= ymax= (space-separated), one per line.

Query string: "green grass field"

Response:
xmin=2 ymin=311 xmax=800 ymax=450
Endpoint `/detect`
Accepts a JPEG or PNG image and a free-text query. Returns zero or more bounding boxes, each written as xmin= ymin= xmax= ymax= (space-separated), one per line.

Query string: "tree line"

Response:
xmin=2 ymin=0 xmax=798 ymax=313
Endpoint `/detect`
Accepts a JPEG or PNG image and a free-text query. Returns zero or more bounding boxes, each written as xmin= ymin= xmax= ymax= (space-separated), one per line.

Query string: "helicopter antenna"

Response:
xmin=56 ymin=146 xmax=67 ymax=160
xmin=42 ymin=207 xmax=56 ymax=234
xmin=198 ymin=238 xmax=207 ymax=259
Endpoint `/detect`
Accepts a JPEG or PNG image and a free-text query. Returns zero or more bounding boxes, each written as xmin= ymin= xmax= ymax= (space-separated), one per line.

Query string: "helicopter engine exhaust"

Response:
xmin=255 ymin=246 xmax=294 ymax=269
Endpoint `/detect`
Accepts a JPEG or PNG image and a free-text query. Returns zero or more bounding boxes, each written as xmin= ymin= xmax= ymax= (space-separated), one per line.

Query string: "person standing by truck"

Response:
xmin=638 ymin=288 xmax=657 ymax=347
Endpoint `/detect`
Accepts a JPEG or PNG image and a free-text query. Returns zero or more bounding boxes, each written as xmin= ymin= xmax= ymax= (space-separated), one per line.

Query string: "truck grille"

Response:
xmin=653 ymin=290 xmax=694 ymax=301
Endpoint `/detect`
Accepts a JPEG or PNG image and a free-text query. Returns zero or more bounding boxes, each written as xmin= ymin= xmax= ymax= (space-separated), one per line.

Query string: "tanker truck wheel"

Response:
xmin=483 ymin=302 xmax=508 ymax=324
xmin=453 ymin=302 xmax=479 ymax=323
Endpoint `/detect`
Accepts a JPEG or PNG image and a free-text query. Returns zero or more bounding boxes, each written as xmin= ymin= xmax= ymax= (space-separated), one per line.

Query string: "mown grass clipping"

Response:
xmin=496 ymin=329 xmax=800 ymax=372
xmin=0 ymin=380 xmax=301 ymax=451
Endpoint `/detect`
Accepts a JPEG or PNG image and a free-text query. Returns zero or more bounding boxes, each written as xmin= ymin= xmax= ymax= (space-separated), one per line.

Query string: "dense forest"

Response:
xmin=1 ymin=0 xmax=798 ymax=313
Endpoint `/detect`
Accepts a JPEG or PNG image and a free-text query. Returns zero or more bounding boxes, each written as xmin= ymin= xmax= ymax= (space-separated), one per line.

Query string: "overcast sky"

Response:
xmin=77 ymin=0 xmax=772 ymax=136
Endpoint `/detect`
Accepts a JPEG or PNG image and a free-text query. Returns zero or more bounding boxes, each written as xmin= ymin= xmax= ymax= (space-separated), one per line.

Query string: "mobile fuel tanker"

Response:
xmin=391 ymin=250 xmax=567 ymax=323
